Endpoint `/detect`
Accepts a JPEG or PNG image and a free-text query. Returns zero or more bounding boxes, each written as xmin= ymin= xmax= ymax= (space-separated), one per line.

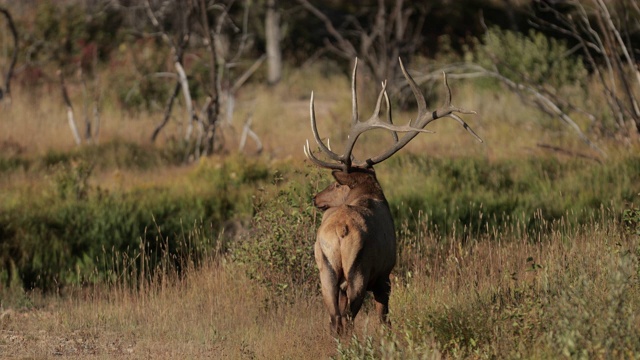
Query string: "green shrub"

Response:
xmin=230 ymin=167 xmax=322 ymax=303
xmin=544 ymin=256 xmax=640 ymax=358
xmin=39 ymin=139 xmax=171 ymax=170
xmin=623 ymin=196 xmax=640 ymax=237
xmin=472 ymin=27 xmax=587 ymax=90
xmin=384 ymin=154 xmax=640 ymax=240
xmin=0 ymin=156 xmax=29 ymax=173
xmin=29 ymin=0 xmax=123 ymax=69
xmin=0 ymin=154 xmax=271 ymax=292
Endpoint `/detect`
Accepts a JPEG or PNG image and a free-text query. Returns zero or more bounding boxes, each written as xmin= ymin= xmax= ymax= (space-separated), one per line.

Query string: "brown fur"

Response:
xmin=313 ymin=168 xmax=396 ymax=334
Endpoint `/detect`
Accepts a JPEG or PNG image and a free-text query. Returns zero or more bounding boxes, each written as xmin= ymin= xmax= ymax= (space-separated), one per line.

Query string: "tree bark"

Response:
xmin=199 ymin=0 xmax=220 ymax=156
xmin=265 ymin=0 xmax=282 ymax=85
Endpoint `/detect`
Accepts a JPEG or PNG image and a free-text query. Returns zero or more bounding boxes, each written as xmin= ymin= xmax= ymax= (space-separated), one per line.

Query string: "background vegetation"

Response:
xmin=0 ymin=0 xmax=639 ymax=358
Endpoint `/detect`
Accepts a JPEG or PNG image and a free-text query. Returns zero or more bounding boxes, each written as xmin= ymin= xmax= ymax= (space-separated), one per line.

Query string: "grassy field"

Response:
xmin=1 ymin=62 xmax=640 ymax=358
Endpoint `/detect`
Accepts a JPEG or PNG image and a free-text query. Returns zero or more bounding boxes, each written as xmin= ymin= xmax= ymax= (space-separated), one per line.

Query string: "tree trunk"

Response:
xmin=265 ymin=0 xmax=282 ymax=85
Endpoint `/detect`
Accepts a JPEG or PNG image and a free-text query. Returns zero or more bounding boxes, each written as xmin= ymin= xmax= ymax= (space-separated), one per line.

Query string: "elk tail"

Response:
xmin=339 ymin=279 xmax=347 ymax=292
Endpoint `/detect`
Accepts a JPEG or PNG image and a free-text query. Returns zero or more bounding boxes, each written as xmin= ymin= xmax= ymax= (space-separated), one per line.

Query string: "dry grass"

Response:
xmin=1 ymin=214 xmax=637 ymax=358
xmin=1 ymin=62 xmax=616 ymax=167
xmin=1 ymin=261 xmax=336 ymax=359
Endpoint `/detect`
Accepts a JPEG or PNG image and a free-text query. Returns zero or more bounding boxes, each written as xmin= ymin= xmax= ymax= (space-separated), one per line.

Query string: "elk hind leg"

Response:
xmin=345 ymin=276 xmax=366 ymax=324
xmin=337 ymin=280 xmax=349 ymax=330
xmin=372 ymin=276 xmax=392 ymax=326
xmin=318 ymin=255 xmax=344 ymax=334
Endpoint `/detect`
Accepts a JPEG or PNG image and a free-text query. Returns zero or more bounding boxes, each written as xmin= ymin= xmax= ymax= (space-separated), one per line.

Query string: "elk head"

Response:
xmin=304 ymin=58 xmax=481 ymax=335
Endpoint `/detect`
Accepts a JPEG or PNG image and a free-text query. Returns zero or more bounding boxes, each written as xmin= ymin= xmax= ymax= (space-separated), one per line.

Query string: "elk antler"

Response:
xmin=362 ymin=59 xmax=482 ymax=167
xmin=304 ymin=58 xmax=482 ymax=171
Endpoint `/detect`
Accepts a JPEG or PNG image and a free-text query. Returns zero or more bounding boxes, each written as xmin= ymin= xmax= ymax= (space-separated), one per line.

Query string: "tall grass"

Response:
xmin=3 ymin=148 xmax=637 ymax=294
xmin=337 ymin=208 xmax=640 ymax=359
xmin=2 ymin=190 xmax=637 ymax=358
xmin=383 ymin=154 xmax=640 ymax=239
xmin=0 ymin=148 xmax=271 ymax=291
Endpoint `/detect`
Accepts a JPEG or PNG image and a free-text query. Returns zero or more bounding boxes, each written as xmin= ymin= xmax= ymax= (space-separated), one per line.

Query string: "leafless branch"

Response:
xmin=296 ymin=0 xmax=357 ymax=59
xmin=239 ymin=116 xmax=263 ymax=154
xmin=175 ymin=61 xmax=195 ymax=141
xmin=151 ymin=81 xmax=181 ymax=142
xmin=435 ymin=62 xmax=606 ymax=157
xmin=0 ymin=7 xmax=18 ymax=101
xmin=534 ymin=0 xmax=640 ymax=135
xmin=57 ymin=70 xmax=82 ymax=146
xmin=297 ymin=0 xmax=426 ymax=98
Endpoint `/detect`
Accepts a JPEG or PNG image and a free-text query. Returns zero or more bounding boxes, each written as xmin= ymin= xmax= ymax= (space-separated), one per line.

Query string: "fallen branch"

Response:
xmin=536 ymin=143 xmax=602 ymax=164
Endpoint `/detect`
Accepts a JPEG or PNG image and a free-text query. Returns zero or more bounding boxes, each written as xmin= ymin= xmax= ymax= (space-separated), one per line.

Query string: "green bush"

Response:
xmin=230 ymin=167 xmax=322 ymax=303
xmin=623 ymin=196 xmax=640 ymax=237
xmin=472 ymin=27 xmax=587 ymax=90
xmin=28 ymin=0 xmax=123 ymax=69
xmin=38 ymin=139 xmax=178 ymax=170
xmin=385 ymin=154 xmax=640 ymax=240
xmin=543 ymin=256 xmax=640 ymax=358
xmin=0 ymin=153 xmax=271 ymax=292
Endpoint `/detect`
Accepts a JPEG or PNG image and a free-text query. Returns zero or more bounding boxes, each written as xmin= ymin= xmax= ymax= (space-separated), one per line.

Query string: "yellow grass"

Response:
xmin=1 ymin=63 xmax=617 ymax=167
xmin=1 ymin=214 xmax=636 ymax=358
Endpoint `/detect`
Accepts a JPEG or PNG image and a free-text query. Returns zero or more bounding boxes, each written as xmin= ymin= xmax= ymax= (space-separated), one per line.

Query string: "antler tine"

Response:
xmin=449 ymin=113 xmax=484 ymax=142
xmin=310 ymin=91 xmax=342 ymax=161
xmin=304 ymin=140 xmax=345 ymax=171
xmin=362 ymin=58 xmax=482 ymax=167
xmin=411 ymin=70 xmax=478 ymax=129
xmin=344 ymin=80 xmax=435 ymax=168
xmin=383 ymin=84 xmax=399 ymax=143
xmin=303 ymin=57 xmax=481 ymax=171
xmin=399 ymin=58 xmax=426 ymax=126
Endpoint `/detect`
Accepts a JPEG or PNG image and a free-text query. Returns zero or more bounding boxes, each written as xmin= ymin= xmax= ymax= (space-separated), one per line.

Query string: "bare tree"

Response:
xmin=142 ymin=0 xmax=263 ymax=159
xmin=0 ymin=7 xmax=18 ymax=102
xmin=197 ymin=0 xmax=221 ymax=156
xmin=422 ymin=0 xmax=640 ymax=158
xmin=144 ymin=0 xmax=193 ymax=144
xmin=532 ymin=0 xmax=640 ymax=136
xmin=297 ymin=0 xmax=427 ymax=96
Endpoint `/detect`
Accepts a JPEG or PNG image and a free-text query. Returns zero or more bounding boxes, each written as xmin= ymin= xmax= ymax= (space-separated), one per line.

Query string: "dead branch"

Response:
xmin=296 ymin=0 xmax=426 ymax=97
xmin=79 ymin=68 xmax=101 ymax=143
xmin=0 ymin=7 xmax=18 ymax=101
xmin=198 ymin=0 xmax=220 ymax=156
xmin=230 ymin=54 xmax=266 ymax=94
xmin=296 ymin=0 xmax=357 ymax=59
xmin=58 ymin=70 xmax=82 ymax=146
xmin=432 ymin=62 xmax=606 ymax=157
xmin=536 ymin=143 xmax=602 ymax=164
xmin=144 ymin=0 xmax=191 ymax=143
xmin=151 ymin=81 xmax=181 ymax=142
xmin=238 ymin=116 xmax=263 ymax=154
xmin=533 ymin=0 xmax=640 ymax=135
xmin=175 ymin=61 xmax=195 ymax=141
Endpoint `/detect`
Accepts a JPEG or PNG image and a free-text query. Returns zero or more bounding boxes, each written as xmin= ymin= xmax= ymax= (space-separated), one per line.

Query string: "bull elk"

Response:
xmin=304 ymin=58 xmax=482 ymax=334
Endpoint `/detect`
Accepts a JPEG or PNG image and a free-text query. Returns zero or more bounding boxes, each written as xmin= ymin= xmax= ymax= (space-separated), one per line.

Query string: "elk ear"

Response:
xmin=332 ymin=170 xmax=353 ymax=186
